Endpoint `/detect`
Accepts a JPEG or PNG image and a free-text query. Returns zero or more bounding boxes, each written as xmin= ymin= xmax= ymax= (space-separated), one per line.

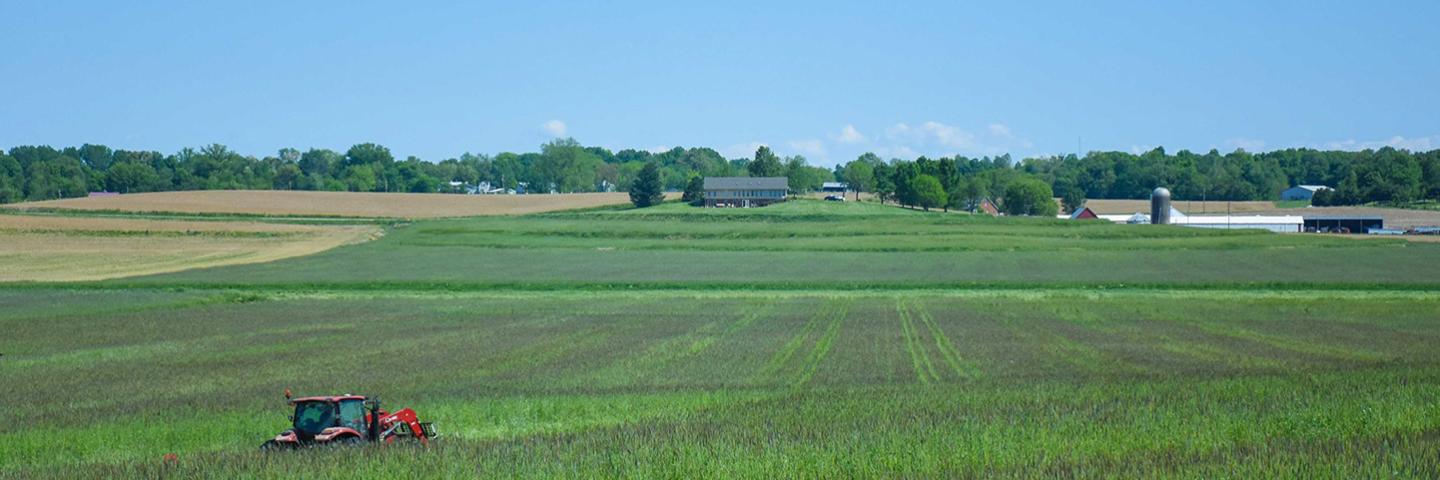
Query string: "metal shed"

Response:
xmin=1303 ymin=216 xmax=1384 ymax=234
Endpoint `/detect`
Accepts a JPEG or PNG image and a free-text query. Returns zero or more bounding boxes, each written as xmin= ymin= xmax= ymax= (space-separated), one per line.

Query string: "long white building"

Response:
xmin=1091 ymin=207 xmax=1303 ymax=233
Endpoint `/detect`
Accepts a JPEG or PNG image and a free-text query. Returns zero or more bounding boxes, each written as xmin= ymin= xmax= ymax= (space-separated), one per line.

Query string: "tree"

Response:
xmin=0 ymin=151 xmax=22 ymax=203
xmin=1310 ymin=187 xmax=1334 ymax=207
xmin=342 ymin=165 xmax=377 ymax=192
xmin=912 ymin=174 xmax=946 ymax=211
xmin=299 ymin=149 xmax=341 ymax=178
xmin=784 ymin=156 xmax=829 ymax=193
xmin=681 ymin=175 xmax=705 ymax=205
xmin=842 ymin=158 xmax=875 ymax=201
xmin=105 ymin=162 xmax=161 ymax=193
xmin=536 ymin=138 xmax=601 ymax=193
xmin=746 ymin=146 xmax=785 ymax=177
xmin=1357 ymin=147 xmax=1422 ymax=203
xmin=872 ymin=162 xmax=896 ymax=203
xmin=962 ymin=178 xmax=988 ymax=213
xmin=273 ymin=163 xmax=303 ymax=190
xmin=1058 ymin=178 xmax=1086 ymax=214
xmin=629 ymin=162 xmax=666 ymax=208
xmin=1002 ymin=177 xmax=1058 ymax=216
xmin=344 ymin=143 xmax=395 ymax=191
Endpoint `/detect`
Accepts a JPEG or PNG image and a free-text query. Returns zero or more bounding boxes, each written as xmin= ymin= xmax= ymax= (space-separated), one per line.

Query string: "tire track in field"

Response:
xmin=791 ymin=302 xmax=848 ymax=387
xmin=910 ymin=300 xmax=982 ymax=380
xmin=1189 ymin=320 xmax=1392 ymax=365
xmin=760 ymin=303 xmax=831 ymax=379
xmin=897 ymin=300 xmax=939 ymax=384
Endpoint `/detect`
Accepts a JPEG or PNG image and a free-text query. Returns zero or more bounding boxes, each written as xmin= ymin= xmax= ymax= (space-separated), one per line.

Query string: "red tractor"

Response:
xmin=261 ymin=392 xmax=437 ymax=450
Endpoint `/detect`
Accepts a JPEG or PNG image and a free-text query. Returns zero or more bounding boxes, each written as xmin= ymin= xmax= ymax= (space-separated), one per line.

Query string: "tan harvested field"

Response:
xmin=3 ymin=190 xmax=647 ymax=218
xmin=0 ymin=214 xmax=380 ymax=282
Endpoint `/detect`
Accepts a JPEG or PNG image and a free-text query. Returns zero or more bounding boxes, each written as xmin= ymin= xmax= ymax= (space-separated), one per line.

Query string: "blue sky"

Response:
xmin=3 ymin=1 xmax=1437 ymax=166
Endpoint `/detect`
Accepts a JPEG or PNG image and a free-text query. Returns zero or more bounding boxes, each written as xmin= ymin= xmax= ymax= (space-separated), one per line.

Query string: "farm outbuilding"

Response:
xmin=1091 ymin=207 xmax=1303 ymax=232
xmin=1059 ymin=207 xmax=1100 ymax=220
xmin=702 ymin=177 xmax=789 ymax=207
xmin=821 ymin=182 xmax=848 ymax=193
xmin=1303 ymin=216 xmax=1384 ymax=234
xmin=1170 ymin=214 xmax=1304 ymax=233
xmin=1281 ymin=185 xmax=1331 ymax=201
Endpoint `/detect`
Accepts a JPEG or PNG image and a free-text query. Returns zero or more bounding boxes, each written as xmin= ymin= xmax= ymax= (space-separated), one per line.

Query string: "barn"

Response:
xmin=702 ymin=177 xmax=789 ymax=207
xmin=1281 ymin=185 xmax=1331 ymax=201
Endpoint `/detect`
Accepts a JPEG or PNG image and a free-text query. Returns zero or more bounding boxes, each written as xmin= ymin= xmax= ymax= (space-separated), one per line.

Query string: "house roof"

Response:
xmin=1290 ymin=185 xmax=1332 ymax=192
xmin=704 ymin=177 xmax=789 ymax=190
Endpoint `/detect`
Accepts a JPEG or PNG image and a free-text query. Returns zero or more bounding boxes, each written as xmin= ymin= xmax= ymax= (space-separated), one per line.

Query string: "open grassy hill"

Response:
xmin=123 ymin=199 xmax=1440 ymax=290
xmin=3 ymin=199 xmax=1439 ymax=478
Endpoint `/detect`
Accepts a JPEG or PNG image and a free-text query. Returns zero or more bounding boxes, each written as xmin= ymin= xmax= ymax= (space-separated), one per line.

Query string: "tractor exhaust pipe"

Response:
xmin=368 ymin=397 xmax=381 ymax=442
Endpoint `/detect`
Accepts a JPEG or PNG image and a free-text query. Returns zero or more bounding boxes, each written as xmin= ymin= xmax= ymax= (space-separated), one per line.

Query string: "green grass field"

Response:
xmin=3 ymin=199 xmax=1439 ymax=478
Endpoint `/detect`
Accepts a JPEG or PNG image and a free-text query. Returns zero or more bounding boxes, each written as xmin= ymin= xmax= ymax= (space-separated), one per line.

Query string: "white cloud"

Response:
xmin=787 ymin=139 xmax=826 ymax=157
xmin=1225 ymin=138 xmax=1267 ymax=151
xmin=541 ymin=119 xmax=567 ymax=137
xmin=874 ymin=145 xmax=917 ymax=159
xmin=875 ymin=120 xmax=1030 ymax=158
xmin=834 ymin=124 xmax=865 ymax=144
xmin=987 ymin=123 xmax=1013 ymax=138
xmin=721 ymin=141 xmax=767 ymax=159
xmin=1323 ymin=134 xmax=1438 ymax=152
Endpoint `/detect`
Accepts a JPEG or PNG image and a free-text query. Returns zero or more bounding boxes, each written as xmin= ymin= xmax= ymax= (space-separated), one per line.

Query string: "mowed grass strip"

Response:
xmin=3 ymin=290 xmax=1438 ymax=477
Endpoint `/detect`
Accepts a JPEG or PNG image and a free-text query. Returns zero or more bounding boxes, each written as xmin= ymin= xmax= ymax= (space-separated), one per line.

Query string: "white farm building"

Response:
xmin=1094 ymin=207 xmax=1303 ymax=233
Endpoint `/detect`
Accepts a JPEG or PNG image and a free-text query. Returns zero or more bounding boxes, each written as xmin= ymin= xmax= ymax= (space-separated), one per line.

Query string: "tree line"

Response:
xmin=0 ymin=140 xmax=833 ymax=204
xmin=2 ymin=140 xmax=1436 ymax=211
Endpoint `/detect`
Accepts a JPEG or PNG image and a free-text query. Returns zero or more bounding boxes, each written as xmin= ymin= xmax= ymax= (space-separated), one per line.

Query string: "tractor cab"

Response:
xmin=262 ymin=392 xmax=436 ymax=450
xmin=290 ymin=395 xmax=370 ymax=441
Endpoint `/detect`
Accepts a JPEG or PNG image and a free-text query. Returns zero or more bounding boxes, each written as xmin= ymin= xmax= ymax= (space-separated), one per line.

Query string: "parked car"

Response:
xmin=824 ymin=195 xmax=845 ymax=202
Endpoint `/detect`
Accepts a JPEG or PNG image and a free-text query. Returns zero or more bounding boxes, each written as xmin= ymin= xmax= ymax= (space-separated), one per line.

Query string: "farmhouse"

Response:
xmin=702 ymin=177 xmax=788 ymax=207
xmin=1281 ymin=185 xmax=1332 ymax=201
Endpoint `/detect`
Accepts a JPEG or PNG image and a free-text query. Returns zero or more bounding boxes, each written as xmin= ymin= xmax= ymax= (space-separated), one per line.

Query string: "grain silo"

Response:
xmin=1150 ymin=187 xmax=1172 ymax=225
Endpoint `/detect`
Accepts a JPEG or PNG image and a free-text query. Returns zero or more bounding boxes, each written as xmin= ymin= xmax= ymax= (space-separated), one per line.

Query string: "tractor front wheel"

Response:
xmin=332 ymin=436 xmax=363 ymax=448
xmin=260 ymin=440 xmax=290 ymax=451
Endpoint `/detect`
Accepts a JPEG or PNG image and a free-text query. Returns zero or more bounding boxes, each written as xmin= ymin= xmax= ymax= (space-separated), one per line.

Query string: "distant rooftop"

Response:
xmin=704 ymin=177 xmax=788 ymax=190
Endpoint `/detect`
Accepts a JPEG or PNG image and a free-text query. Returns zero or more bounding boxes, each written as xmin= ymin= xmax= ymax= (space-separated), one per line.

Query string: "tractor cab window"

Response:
xmin=338 ymin=399 xmax=367 ymax=432
xmin=293 ymin=401 xmax=336 ymax=435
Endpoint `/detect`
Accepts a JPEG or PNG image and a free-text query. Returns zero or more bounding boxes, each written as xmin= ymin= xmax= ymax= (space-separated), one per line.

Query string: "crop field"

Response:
xmin=2 ymin=190 xmax=657 ymax=219
xmin=3 ymin=198 xmax=1439 ymax=478
xmin=0 ymin=213 xmax=380 ymax=282
xmin=124 ymin=200 xmax=1440 ymax=289
xmin=2 ymin=290 xmax=1439 ymax=477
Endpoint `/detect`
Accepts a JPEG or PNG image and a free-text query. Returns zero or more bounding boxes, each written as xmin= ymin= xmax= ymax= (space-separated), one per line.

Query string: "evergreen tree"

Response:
xmin=629 ymin=161 xmax=666 ymax=208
